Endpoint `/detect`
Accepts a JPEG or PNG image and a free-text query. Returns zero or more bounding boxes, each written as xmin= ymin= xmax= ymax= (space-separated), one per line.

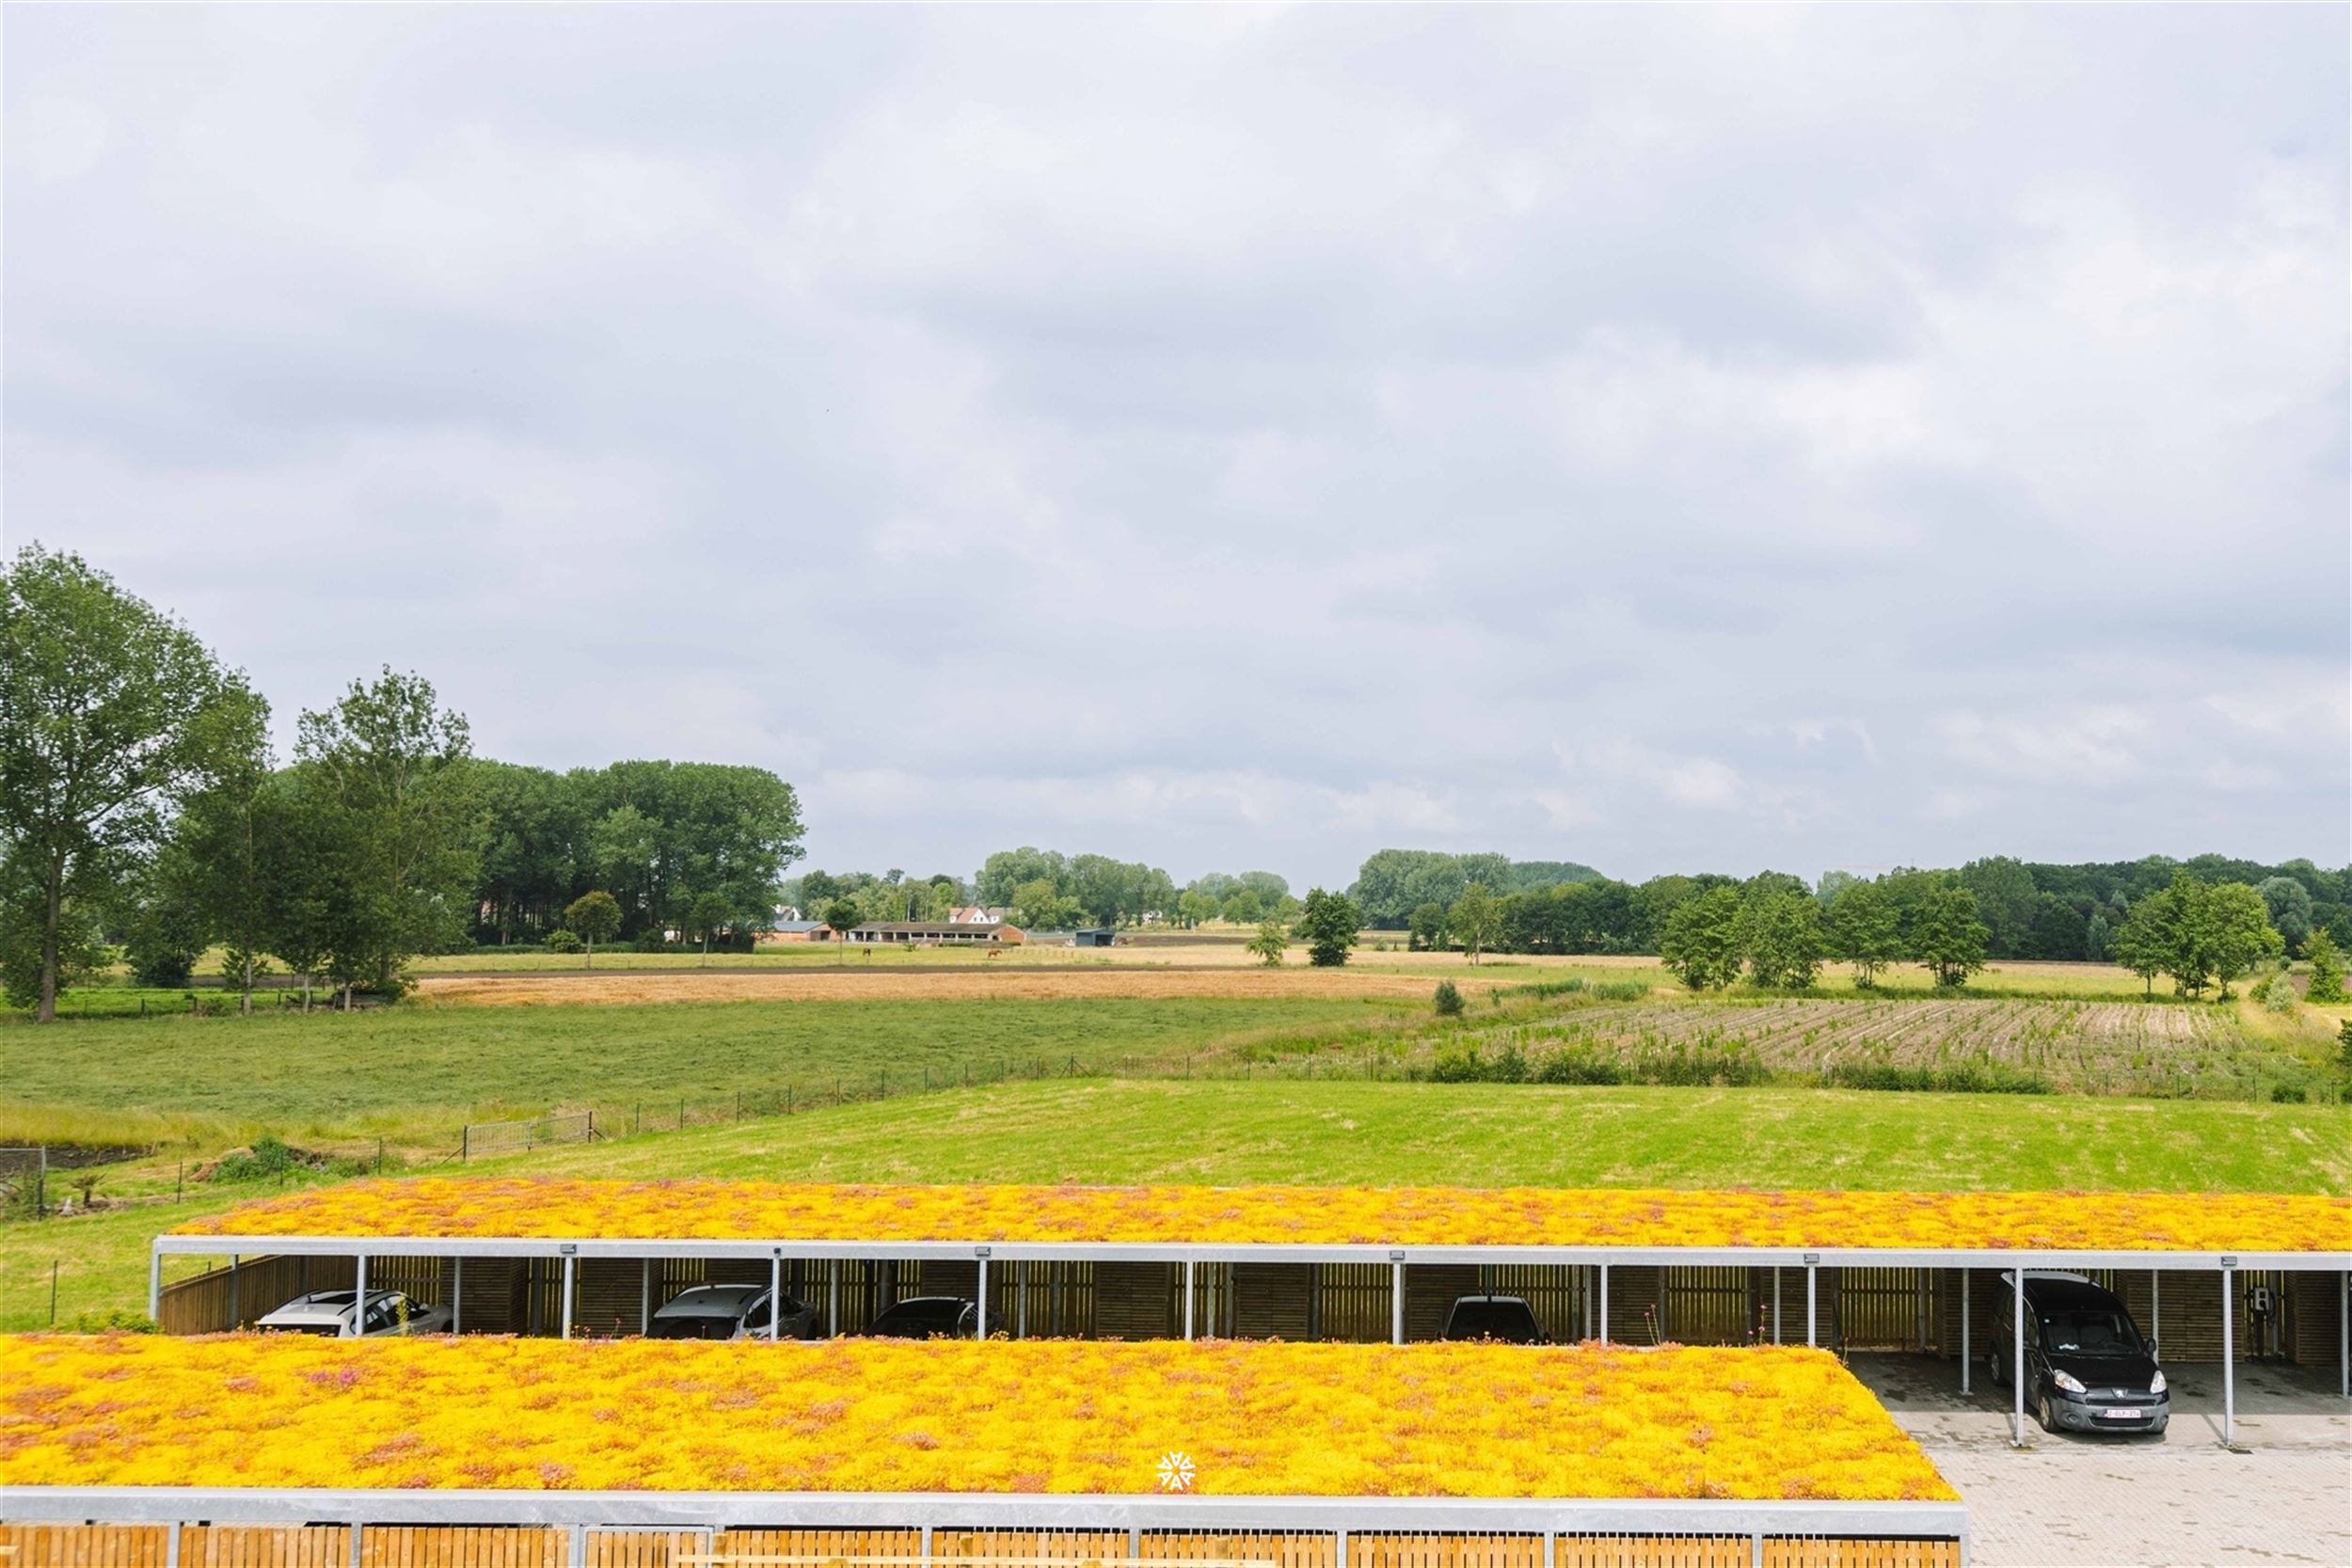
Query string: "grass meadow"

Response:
xmin=0 ymin=994 xmax=1403 ymax=1154
xmin=5 ymin=1077 xmax=2343 ymax=1332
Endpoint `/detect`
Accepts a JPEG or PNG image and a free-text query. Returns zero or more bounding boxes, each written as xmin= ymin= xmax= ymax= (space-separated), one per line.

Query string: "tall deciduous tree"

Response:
xmin=1910 ymin=885 xmax=1990 ymax=989
xmin=2200 ymin=881 xmax=2282 ymax=1000
xmin=1298 ymin=888 xmax=1361 ymax=967
xmin=296 ymin=670 xmax=479 ymax=999
xmin=0 ymin=546 xmax=264 ymax=1020
xmin=1248 ymin=918 xmax=1288 ymax=966
xmin=2255 ymin=876 xmax=2313 ymax=954
xmin=1741 ymin=890 xmax=1823 ymax=990
xmin=564 ymin=890 xmax=622 ymax=968
xmin=1449 ymin=883 xmax=1501 ymax=965
xmin=1660 ymin=887 xmax=1744 ymax=990
xmin=1823 ymin=879 xmax=1903 ymax=988
xmin=2303 ymin=928 xmax=2347 ymax=1005
xmin=688 ymin=890 xmax=735 ymax=960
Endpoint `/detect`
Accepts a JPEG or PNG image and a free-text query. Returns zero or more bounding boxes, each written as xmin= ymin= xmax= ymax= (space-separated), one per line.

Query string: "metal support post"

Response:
xmin=349 ymin=1524 xmax=362 ymax=1568
xmin=641 ymin=1259 xmax=652 ymax=1337
xmin=2220 ymin=1260 xmax=2235 ymax=1448
xmin=559 ymin=1250 xmax=576 ymax=1340
xmin=1184 ymin=1260 xmax=1196 ymax=1340
xmin=2340 ymin=1269 xmax=2347 ymax=1400
xmin=771 ymin=1254 xmax=783 ymax=1340
xmin=356 ymin=1255 xmax=368 ymax=1337
xmin=148 ymin=1247 xmax=163 ymax=1323
xmin=453 ymin=1256 xmax=464 ymax=1335
xmin=1017 ymin=1261 xmax=1028 ymax=1340
xmin=828 ymin=1261 xmax=839 ymax=1338
xmin=1599 ymin=1262 xmax=1610 ymax=1345
xmin=1335 ymin=1532 xmax=1347 ymax=1568
xmin=1805 ymin=1257 xmax=1818 ymax=1348
xmin=1390 ymin=1254 xmax=1405 ymax=1345
xmin=2151 ymin=1270 xmax=2160 ymax=1361
xmin=2011 ymin=1269 xmax=2026 ymax=1446
xmin=977 ymin=1250 xmax=990 ymax=1338
xmin=229 ymin=1255 xmax=240 ymax=1329
xmin=167 ymin=1521 xmax=182 ymax=1568
xmin=1960 ymin=1269 xmax=1970 ymax=1396
xmin=1772 ymin=1267 xmax=1782 ymax=1345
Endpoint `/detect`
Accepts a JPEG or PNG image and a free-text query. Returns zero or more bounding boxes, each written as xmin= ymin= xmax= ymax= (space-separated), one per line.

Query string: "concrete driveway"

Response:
xmin=1849 ymin=1354 xmax=2351 ymax=1567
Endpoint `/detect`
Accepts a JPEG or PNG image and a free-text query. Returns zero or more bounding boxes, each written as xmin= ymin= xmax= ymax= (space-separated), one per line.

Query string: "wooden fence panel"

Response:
xmin=1554 ymin=1540 xmax=1746 ymax=1568
xmin=708 ymin=1529 xmax=925 ymax=1562
xmin=930 ymin=1530 xmax=1129 ymax=1560
xmin=0 ymin=1525 xmax=171 ymax=1567
xmin=583 ymin=1531 xmax=705 ymax=1568
xmin=1760 ymin=1540 xmax=1959 ymax=1568
xmin=359 ymin=1526 xmax=563 ymax=1567
xmin=1140 ymin=1532 xmax=1335 ymax=1568
xmin=1352 ymin=1532 xmax=1545 ymax=1568
xmin=182 ymin=1527 xmax=350 ymax=1566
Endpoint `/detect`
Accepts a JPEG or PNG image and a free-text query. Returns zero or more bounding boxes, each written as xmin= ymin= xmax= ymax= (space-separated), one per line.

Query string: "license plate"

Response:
xmin=2099 ymin=1407 xmax=2145 ymax=1419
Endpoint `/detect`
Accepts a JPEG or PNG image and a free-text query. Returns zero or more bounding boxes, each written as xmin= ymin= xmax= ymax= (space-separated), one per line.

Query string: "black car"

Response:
xmin=865 ymin=1295 xmax=978 ymax=1339
xmin=1440 ymin=1294 xmax=1549 ymax=1344
xmin=1989 ymin=1271 xmax=2168 ymax=1435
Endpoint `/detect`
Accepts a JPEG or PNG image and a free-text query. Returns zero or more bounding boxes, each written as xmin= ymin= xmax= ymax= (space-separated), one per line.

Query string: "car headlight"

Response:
xmin=2050 ymin=1370 xmax=2087 ymax=1394
xmin=2150 ymin=1370 xmax=2166 ymax=1394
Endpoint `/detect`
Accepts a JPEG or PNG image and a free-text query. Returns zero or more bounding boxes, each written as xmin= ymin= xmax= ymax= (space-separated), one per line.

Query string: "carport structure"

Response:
xmin=154 ymin=1180 xmax=2351 ymax=1448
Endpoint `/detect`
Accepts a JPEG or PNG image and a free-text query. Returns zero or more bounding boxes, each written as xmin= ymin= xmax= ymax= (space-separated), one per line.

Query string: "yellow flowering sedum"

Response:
xmin=0 ymin=1335 xmax=1954 ymax=1502
xmin=176 ymin=1179 xmax=2349 ymax=1252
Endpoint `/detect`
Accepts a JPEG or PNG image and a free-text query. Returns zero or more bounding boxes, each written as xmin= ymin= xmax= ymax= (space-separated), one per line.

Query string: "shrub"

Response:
xmin=214 ymin=1135 xmax=305 ymax=1182
xmin=2270 ymin=1082 xmax=2308 ymax=1103
xmin=1433 ymin=980 xmax=1464 ymax=1017
xmin=1821 ymin=1063 xmax=2051 ymax=1095
xmin=57 ymin=1309 xmax=157 ymax=1335
xmin=547 ymin=929 xmax=584 ymax=955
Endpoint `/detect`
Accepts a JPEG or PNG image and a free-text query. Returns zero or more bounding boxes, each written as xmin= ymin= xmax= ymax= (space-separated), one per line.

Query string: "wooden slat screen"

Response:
xmin=1554 ymin=1540 xmax=1747 ymax=1568
xmin=1140 ymin=1532 xmax=1335 ymax=1568
xmin=1759 ymin=1540 xmax=1960 ymax=1568
xmin=180 ymin=1527 xmax=350 ymax=1566
xmin=1350 ymin=1532 xmax=1544 ymax=1568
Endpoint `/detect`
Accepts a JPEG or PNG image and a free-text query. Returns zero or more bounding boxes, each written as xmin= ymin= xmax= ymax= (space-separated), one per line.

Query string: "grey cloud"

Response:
xmin=4 ymin=6 xmax=2344 ymax=886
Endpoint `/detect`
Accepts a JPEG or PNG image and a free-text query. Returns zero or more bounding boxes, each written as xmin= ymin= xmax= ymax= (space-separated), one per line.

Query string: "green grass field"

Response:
xmin=0 ymin=995 xmax=1400 ymax=1152
xmin=4 ymin=1078 xmax=2341 ymax=1332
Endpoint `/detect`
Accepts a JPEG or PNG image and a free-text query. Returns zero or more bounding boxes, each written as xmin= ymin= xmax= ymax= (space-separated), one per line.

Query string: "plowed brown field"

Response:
xmin=414 ymin=968 xmax=1481 ymax=1006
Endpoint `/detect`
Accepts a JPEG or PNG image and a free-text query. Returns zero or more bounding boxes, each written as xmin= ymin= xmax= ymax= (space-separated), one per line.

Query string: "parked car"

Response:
xmin=1440 ymin=1294 xmax=1549 ymax=1344
xmin=1989 ymin=1271 xmax=2169 ymax=1434
xmin=649 ymin=1284 xmax=819 ymax=1340
xmin=865 ymin=1296 xmax=978 ymax=1339
xmin=255 ymin=1289 xmax=451 ymax=1338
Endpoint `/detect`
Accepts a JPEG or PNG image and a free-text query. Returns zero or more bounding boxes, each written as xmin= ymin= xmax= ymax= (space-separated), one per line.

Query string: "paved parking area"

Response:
xmin=1850 ymin=1354 xmax=2352 ymax=1567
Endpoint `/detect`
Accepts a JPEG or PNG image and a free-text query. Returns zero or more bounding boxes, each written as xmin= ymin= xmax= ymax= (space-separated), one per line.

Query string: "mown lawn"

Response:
xmin=6 ymin=1078 xmax=2341 ymax=1331
xmin=0 ymin=995 xmax=1399 ymax=1152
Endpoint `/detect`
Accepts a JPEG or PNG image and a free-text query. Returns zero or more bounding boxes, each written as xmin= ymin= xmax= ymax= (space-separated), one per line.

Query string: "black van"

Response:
xmin=1989 ymin=1271 xmax=2169 ymax=1434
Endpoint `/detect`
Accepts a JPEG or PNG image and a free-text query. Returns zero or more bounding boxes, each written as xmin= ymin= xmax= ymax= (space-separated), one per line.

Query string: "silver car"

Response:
xmin=649 ymin=1283 xmax=819 ymax=1340
xmin=255 ymin=1289 xmax=452 ymax=1338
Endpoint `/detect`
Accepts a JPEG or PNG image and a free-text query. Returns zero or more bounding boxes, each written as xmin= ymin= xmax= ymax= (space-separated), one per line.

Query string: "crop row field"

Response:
xmin=1461 ymin=997 xmax=2331 ymax=1098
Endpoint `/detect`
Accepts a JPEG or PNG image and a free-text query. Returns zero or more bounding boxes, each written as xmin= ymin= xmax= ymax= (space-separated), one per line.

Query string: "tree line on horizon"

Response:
xmin=6 ymin=544 xmax=2344 ymax=1021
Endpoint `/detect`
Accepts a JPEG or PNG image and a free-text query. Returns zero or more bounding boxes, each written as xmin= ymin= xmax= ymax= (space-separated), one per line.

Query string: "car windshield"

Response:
xmin=2040 ymin=1307 xmax=2143 ymax=1354
xmin=1448 ymin=1302 xmax=1540 ymax=1340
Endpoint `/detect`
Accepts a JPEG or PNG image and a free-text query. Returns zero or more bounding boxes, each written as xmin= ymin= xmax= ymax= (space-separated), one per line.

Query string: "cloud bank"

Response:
xmin=6 ymin=7 xmax=2345 ymax=884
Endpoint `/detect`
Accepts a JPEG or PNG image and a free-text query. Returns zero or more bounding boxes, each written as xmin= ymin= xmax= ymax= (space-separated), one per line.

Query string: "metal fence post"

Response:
xmin=1960 ymin=1269 xmax=1970 ymax=1396
xmin=2011 ymin=1268 xmax=2026 ymax=1446
xmin=2220 ymin=1259 xmax=2235 ymax=1448
xmin=1805 ymin=1256 xmax=1819 ymax=1347
xmin=560 ymin=1248 xmax=577 ymax=1341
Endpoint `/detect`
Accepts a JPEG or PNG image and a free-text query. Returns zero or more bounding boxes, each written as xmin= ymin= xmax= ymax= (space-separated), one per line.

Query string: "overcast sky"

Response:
xmin=6 ymin=8 xmax=2346 ymax=889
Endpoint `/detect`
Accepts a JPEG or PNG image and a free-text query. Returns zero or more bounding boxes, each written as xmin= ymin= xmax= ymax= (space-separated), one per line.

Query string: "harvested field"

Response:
xmin=1470 ymin=998 xmax=2318 ymax=1097
xmin=413 ymin=967 xmax=1484 ymax=1006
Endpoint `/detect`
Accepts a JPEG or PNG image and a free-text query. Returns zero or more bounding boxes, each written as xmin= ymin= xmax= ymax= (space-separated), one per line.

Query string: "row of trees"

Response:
xmin=473 ymin=760 xmax=803 ymax=944
xmin=1657 ymin=878 xmax=1993 ymax=991
xmin=1 ymin=546 xmax=805 ymax=1017
xmin=1355 ymin=846 xmax=2348 ymax=970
